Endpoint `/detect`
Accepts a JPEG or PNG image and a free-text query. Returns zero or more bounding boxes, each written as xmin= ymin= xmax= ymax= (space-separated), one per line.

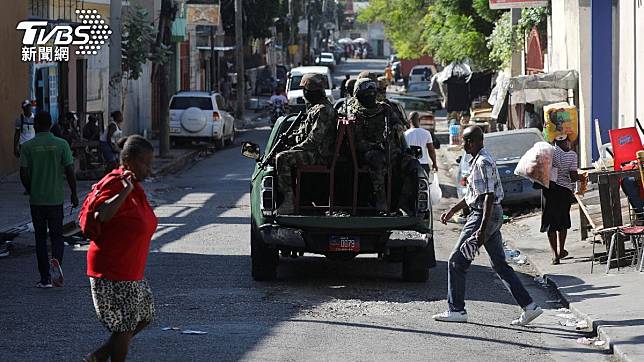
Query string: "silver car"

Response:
xmin=456 ymin=128 xmax=545 ymax=205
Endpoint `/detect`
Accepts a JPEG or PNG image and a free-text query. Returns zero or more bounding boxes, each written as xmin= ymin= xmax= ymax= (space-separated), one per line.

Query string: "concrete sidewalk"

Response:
xmin=1 ymin=108 xmax=262 ymax=245
xmin=504 ymin=210 xmax=644 ymax=362
xmin=0 ymin=144 xmax=207 ymax=239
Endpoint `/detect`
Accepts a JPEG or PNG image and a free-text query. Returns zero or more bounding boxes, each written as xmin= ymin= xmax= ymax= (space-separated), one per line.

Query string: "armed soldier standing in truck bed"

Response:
xmin=350 ymin=78 xmax=419 ymax=214
xmin=276 ymin=74 xmax=337 ymax=214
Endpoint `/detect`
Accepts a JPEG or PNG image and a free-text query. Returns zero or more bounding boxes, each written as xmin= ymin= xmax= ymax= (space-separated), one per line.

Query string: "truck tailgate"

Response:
xmin=274 ymin=215 xmax=427 ymax=231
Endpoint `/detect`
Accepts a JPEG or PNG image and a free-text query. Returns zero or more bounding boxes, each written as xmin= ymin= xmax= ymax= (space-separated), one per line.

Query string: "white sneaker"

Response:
xmin=511 ymin=304 xmax=543 ymax=326
xmin=432 ymin=310 xmax=468 ymax=323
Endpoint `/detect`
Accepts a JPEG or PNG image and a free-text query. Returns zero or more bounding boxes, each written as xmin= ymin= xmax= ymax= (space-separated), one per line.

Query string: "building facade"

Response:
xmin=0 ymin=1 xmax=30 ymax=176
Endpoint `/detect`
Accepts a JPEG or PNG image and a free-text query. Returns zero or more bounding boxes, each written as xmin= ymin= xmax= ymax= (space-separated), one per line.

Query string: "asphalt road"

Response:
xmin=0 ymin=59 xmax=612 ymax=361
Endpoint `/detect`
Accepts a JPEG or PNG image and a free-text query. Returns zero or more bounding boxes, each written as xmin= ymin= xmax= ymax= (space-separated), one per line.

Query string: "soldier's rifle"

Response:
xmin=258 ymin=111 xmax=306 ymax=168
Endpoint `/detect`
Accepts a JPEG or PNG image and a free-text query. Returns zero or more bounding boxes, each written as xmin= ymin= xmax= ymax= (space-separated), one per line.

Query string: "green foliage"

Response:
xmin=419 ymin=0 xmax=499 ymax=68
xmin=486 ymin=6 xmax=549 ymax=70
xmin=358 ymin=0 xmax=430 ymax=59
xmin=359 ymin=0 xmax=502 ymax=67
xmin=516 ymin=6 xmax=549 ymax=39
xmin=486 ymin=11 xmax=514 ymax=69
xmin=221 ymin=0 xmax=283 ymax=40
xmin=122 ymin=6 xmax=156 ymax=81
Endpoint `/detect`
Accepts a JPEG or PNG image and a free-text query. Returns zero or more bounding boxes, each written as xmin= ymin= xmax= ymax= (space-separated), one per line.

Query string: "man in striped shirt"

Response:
xmin=433 ymin=126 xmax=542 ymax=326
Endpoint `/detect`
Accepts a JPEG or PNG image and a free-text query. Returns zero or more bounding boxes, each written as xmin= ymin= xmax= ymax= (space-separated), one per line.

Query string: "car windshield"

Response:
xmin=321 ymin=54 xmax=334 ymax=59
xmin=394 ymin=98 xmax=432 ymax=111
xmin=485 ymin=133 xmax=543 ymax=161
xmin=408 ymin=83 xmax=429 ymax=92
xmin=411 ymin=68 xmax=428 ymax=75
xmin=288 ymin=74 xmax=330 ymax=91
xmin=170 ymin=97 xmax=213 ymax=110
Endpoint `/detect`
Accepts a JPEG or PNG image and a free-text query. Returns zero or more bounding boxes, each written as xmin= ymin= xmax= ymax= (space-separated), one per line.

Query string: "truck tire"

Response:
xmin=251 ymin=221 xmax=278 ymax=281
xmin=402 ymin=237 xmax=434 ymax=282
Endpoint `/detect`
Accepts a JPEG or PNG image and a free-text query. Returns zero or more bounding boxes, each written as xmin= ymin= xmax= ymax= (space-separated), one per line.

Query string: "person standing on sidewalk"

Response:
xmin=19 ymin=111 xmax=79 ymax=288
xmin=404 ymin=111 xmax=438 ymax=174
xmin=13 ymin=100 xmax=35 ymax=158
xmin=433 ymin=126 xmax=543 ymax=326
xmin=86 ymin=135 xmax=157 ymax=362
xmin=100 ymin=110 xmax=125 ymax=171
xmin=541 ymin=134 xmax=580 ymax=264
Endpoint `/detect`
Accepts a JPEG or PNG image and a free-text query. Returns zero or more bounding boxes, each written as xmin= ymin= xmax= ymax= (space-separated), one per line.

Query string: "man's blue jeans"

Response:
xmin=448 ymin=204 xmax=533 ymax=312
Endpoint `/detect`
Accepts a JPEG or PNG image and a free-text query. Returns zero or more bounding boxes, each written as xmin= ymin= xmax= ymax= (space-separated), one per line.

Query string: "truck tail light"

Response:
xmin=261 ymin=176 xmax=274 ymax=215
xmin=460 ymin=177 xmax=468 ymax=187
xmin=213 ymin=112 xmax=221 ymax=121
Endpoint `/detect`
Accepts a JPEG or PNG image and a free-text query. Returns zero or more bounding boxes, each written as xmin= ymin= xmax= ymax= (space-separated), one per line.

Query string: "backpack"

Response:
xmin=78 ymin=170 xmax=124 ymax=240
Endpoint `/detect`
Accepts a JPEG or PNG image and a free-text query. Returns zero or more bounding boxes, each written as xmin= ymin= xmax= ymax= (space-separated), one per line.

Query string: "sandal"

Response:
xmin=560 ymin=250 xmax=569 ymax=259
xmin=551 ymin=258 xmax=560 ymax=265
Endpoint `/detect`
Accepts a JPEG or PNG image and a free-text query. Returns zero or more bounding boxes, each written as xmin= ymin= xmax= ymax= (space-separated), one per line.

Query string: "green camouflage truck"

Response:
xmin=241 ymin=113 xmax=436 ymax=282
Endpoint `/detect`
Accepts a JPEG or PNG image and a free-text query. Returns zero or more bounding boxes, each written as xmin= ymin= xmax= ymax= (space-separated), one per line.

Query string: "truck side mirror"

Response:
xmin=410 ymin=145 xmax=423 ymax=159
xmin=241 ymin=141 xmax=261 ymax=160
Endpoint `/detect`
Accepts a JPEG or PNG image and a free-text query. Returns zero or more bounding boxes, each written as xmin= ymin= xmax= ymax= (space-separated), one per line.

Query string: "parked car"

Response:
xmin=286 ymin=66 xmax=335 ymax=113
xmin=315 ymin=52 xmax=337 ymax=68
xmin=455 ymin=128 xmax=544 ymax=205
xmin=388 ymin=95 xmax=438 ymax=144
xmin=169 ymin=91 xmax=236 ymax=149
xmin=395 ymin=82 xmax=443 ymax=110
xmin=409 ymin=65 xmax=434 ymax=83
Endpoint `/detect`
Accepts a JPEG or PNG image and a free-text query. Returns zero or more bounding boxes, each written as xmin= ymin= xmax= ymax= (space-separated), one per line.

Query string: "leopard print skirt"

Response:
xmin=90 ymin=277 xmax=155 ymax=332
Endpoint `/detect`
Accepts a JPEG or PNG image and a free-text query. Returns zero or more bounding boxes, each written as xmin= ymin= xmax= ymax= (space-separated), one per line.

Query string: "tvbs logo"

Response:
xmin=17 ymin=9 xmax=112 ymax=62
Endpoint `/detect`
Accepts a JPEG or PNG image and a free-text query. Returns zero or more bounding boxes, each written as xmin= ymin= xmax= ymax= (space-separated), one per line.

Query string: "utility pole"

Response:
xmin=108 ymin=0 xmax=122 ymax=122
xmin=210 ymin=25 xmax=215 ymax=91
xmin=155 ymin=0 xmax=173 ymax=157
xmin=234 ymin=0 xmax=244 ymax=120
xmin=288 ymin=0 xmax=294 ymax=65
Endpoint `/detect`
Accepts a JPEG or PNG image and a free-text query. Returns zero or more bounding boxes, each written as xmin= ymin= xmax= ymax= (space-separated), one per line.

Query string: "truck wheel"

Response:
xmin=402 ymin=239 xmax=434 ymax=282
xmin=251 ymin=221 xmax=278 ymax=281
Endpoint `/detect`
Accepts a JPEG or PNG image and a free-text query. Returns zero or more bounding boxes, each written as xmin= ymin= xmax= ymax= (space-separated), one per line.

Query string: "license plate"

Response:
xmin=170 ymin=127 xmax=181 ymax=134
xmin=329 ymin=236 xmax=360 ymax=252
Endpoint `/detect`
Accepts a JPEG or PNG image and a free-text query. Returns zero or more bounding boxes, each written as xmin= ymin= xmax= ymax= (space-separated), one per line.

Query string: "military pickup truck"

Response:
xmin=241 ymin=113 xmax=436 ymax=282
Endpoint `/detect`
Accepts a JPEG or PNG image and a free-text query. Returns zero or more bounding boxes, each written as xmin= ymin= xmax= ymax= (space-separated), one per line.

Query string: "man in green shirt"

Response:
xmin=20 ymin=111 xmax=79 ymax=288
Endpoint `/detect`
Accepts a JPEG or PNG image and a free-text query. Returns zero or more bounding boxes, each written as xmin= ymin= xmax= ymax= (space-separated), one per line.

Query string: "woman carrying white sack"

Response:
xmin=540 ymin=134 xmax=581 ymax=265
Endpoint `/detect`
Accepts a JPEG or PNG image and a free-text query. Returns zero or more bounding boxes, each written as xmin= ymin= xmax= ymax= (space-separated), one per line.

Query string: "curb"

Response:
xmin=516 ymin=248 xmax=626 ymax=361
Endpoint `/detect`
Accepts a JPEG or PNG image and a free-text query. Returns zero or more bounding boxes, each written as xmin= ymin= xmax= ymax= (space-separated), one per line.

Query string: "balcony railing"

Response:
xmin=29 ymin=0 xmax=85 ymax=21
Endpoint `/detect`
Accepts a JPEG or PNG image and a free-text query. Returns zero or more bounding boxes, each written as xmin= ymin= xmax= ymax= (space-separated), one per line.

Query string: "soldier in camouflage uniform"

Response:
xmin=350 ymin=78 xmax=419 ymax=214
xmin=377 ymin=75 xmax=407 ymax=130
xmin=275 ymin=74 xmax=337 ymax=214
xmin=334 ymin=78 xmax=357 ymax=114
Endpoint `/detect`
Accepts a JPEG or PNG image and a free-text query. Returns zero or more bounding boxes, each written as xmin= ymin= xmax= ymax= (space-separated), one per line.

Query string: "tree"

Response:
xmin=358 ymin=0 xmax=430 ymax=59
xmin=359 ymin=0 xmax=502 ymax=68
xmin=121 ymin=6 xmax=156 ymax=112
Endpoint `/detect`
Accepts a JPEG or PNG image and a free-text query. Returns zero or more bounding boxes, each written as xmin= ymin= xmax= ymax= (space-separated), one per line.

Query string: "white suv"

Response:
xmin=169 ymin=91 xmax=235 ymax=149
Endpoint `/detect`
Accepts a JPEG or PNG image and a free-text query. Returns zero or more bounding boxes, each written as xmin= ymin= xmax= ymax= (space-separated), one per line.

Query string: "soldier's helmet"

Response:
xmin=376 ymin=76 xmax=389 ymax=93
xmin=357 ymin=71 xmax=377 ymax=81
xmin=353 ymin=78 xmax=377 ymax=97
xmin=300 ymin=73 xmax=326 ymax=91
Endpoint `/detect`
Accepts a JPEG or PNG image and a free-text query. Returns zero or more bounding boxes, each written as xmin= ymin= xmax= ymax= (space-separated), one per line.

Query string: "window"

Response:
xmin=170 ymin=97 xmax=214 ymax=110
